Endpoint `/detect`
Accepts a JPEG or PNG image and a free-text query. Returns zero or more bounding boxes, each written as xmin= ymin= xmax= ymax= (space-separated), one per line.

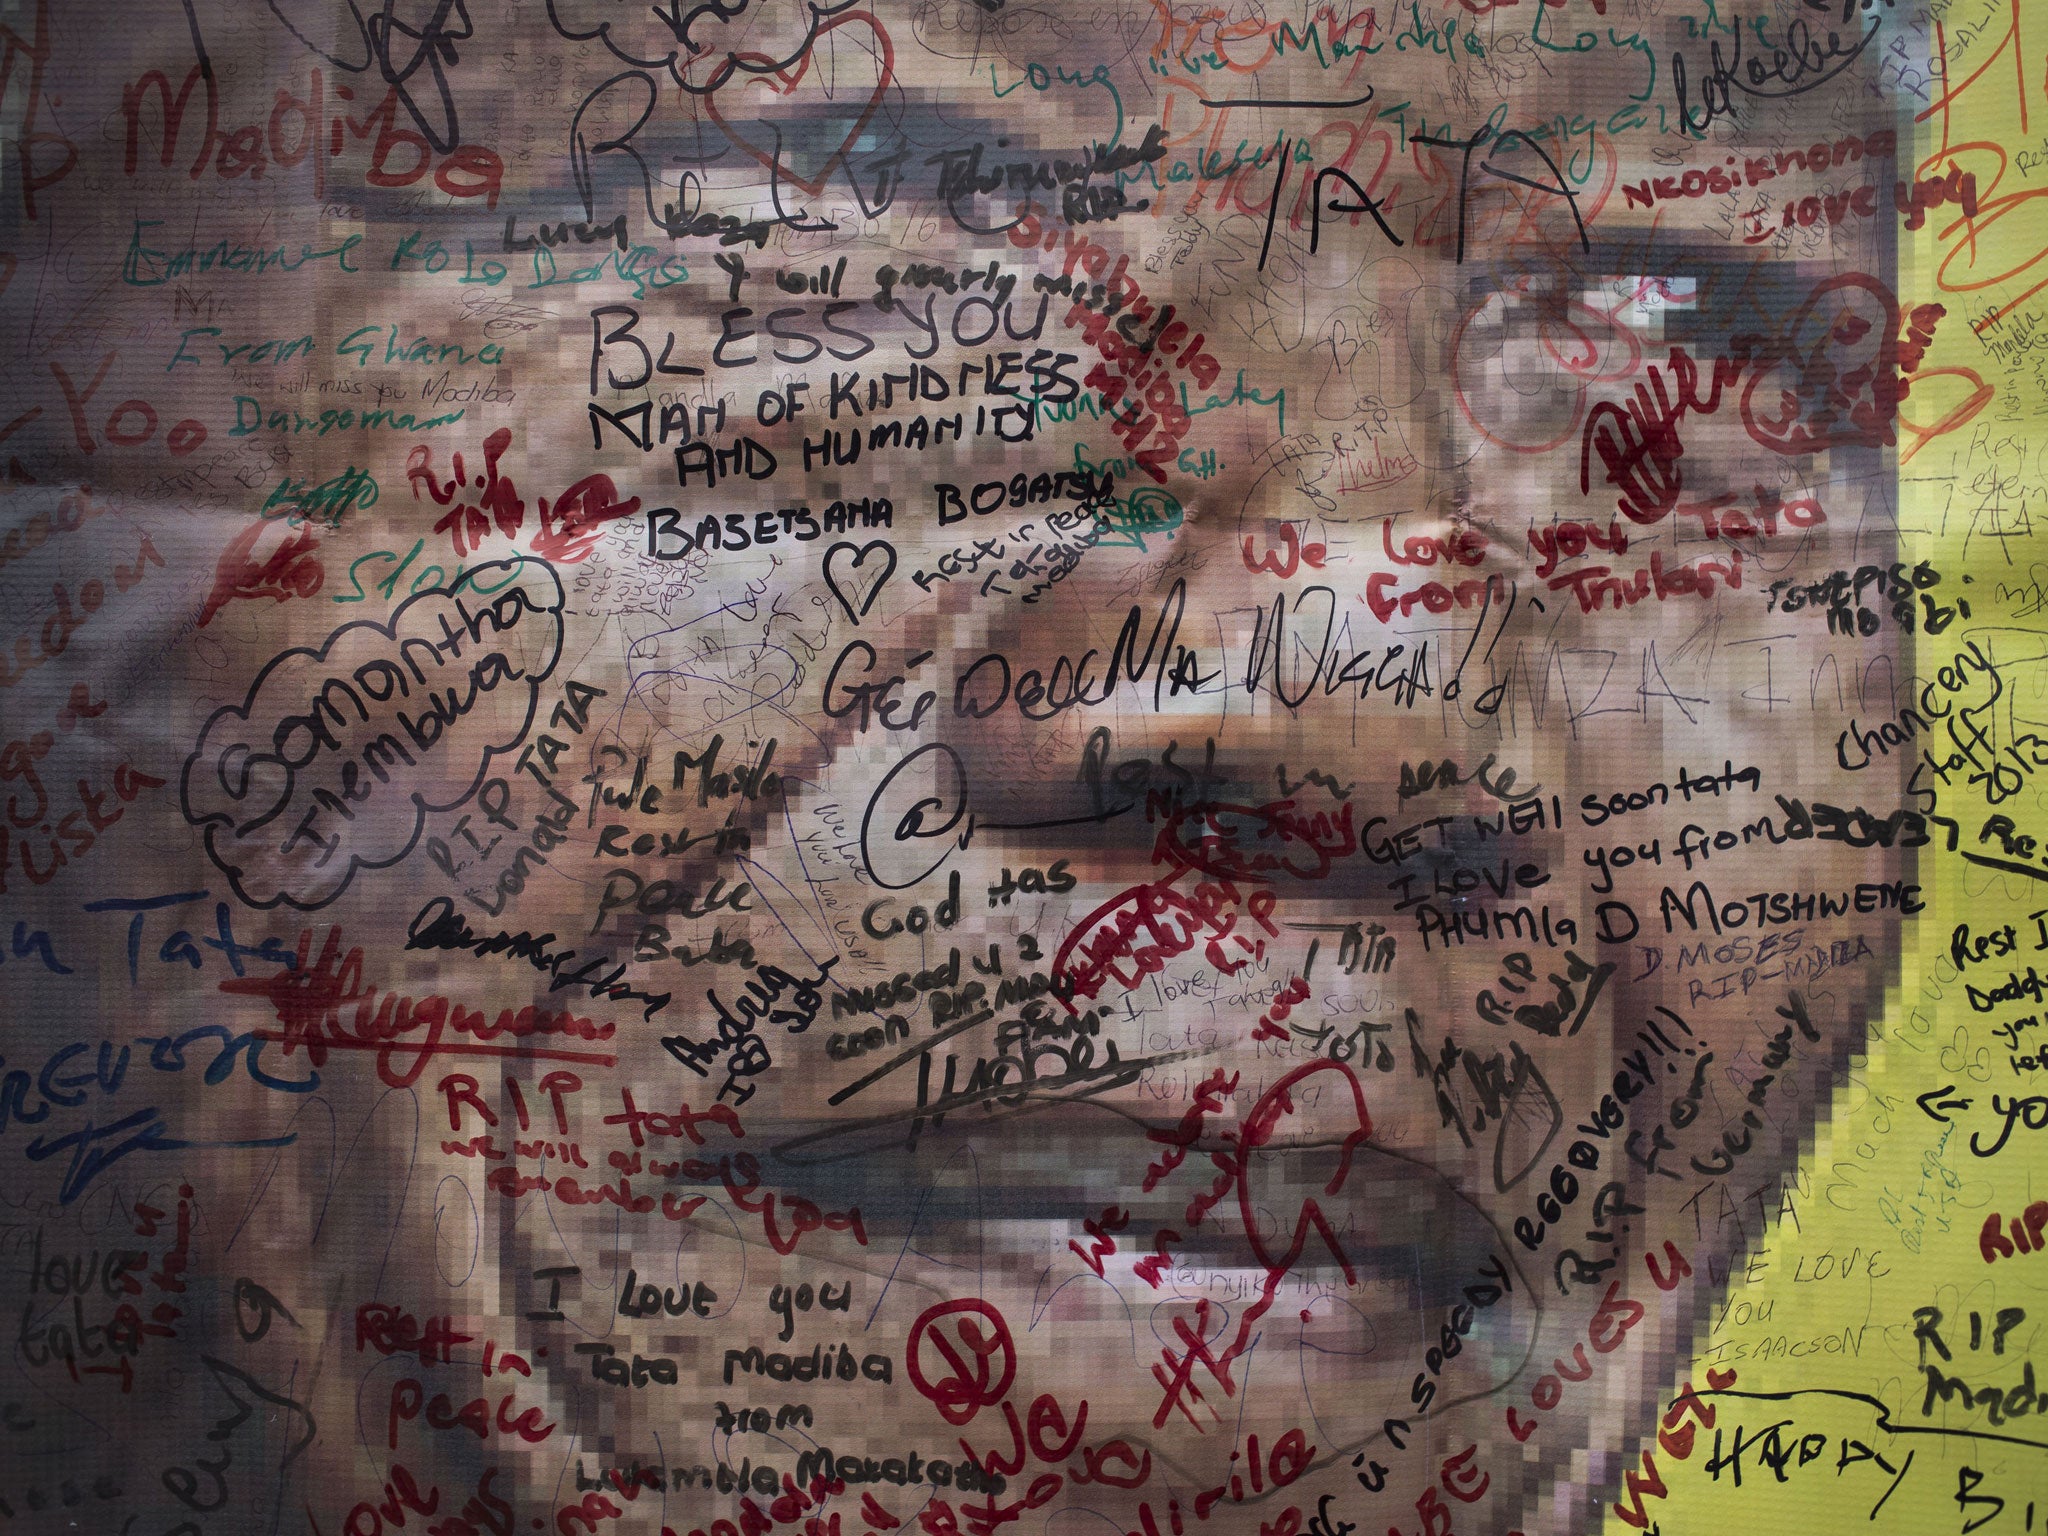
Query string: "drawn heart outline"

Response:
xmin=823 ymin=539 xmax=897 ymax=625
xmin=701 ymin=10 xmax=894 ymax=197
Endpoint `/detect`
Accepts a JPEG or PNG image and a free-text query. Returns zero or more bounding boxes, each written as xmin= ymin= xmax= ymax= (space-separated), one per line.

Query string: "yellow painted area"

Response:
xmin=1631 ymin=10 xmax=2048 ymax=1528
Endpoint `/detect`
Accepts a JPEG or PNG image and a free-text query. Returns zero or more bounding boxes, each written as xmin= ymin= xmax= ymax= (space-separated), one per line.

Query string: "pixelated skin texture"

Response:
xmin=0 ymin=0 xmax=2031 ymax=1533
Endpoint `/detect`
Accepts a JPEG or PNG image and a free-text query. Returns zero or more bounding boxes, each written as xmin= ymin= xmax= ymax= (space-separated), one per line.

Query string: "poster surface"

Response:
xmin=0 ymin=0 xmax=2042 ymax=1529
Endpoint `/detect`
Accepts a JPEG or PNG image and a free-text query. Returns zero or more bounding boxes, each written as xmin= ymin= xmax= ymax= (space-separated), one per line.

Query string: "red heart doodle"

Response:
xmin=1741 ymin=271 xmax=1903 ymax=455
xmin=702 ymin=11 xmax=894 ymax=198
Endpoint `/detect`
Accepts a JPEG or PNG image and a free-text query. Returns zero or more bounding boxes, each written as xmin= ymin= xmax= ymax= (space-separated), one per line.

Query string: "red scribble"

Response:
xmin=199 ymin=519 xmax=326 ymax=627
xmin=1141 ymin=1068 xmax=1240 ymax=1195
xmin=388 ymin=1378 xmax=554 ymax=1450
xmin=1544 ymin=548 xmax=1744 ymax=614
xmin=224 ymin=926 xmax=618 ymax=1088
xmin=531 ymin=475 xmax=645 ymax=563
xmin=1510 ymin=1278 xmax=1647 ymax=1443
xmin=0 ymin=485 xmax=113 ymax=572
xmin=1579 ymin=344 xmax=1744 ymax=526
xmin=1384 ymin=519 xmax=1486 ymax=568
xmin=120 ymin=59 xmax=502 ymax=204
xmin=480 ymin=1163 xmax=707 ymax=1222
xmin=0 ymin=758 xmax=163 ymax=892
xmin=1051 ymin=879 xmax=1219 ymax=1010
xmin=414 ymin=427 xmax=523 ymax=556
xmin=1150 ymin=3 xmax=1378 ymax=77
xmin=1150 ymin=797 xmax=1357 ymax=884
xmin=1656 ymin=1368 xmax=1737 ymax=1460
xmin=1151 ymin=1298 xmax=1233 ymax=1429
xmin=1022 ymin=222 xmax=1221 ymax=484
xmin=323 ymin=1463 xmax=443 ymax=1536
xmin=1242 ymin=524 xmax=1327 ymax=577
xmin=1440 ymin=1445 xmax=1488 ymax=1503
xmin=557 ymin=1489 xmax=626 ymax=1535
xmin=1526 ymin=518 xmax=1626 ymax=580
xmin=1249 ymin=977 xmax=1312 ymax=1042
xmin=1672 ymin=487 xmax=1824 ymax=543
xmin=603 ymin=1086 xmax=744 ymax=1147
xmin=1146 ymin=1060 xmax=1373 ymax=1428
xmin=1331 ymin=437 xmax=1418 ymax=493
xmin=907 ymin=1302 xmax=1150 ymax=1535
xmin=0 ymin=529 xmax=163 ymax=691
xmin=1067 ymin=1204 xmax=1131 ymax=1276
xmin=356 ymin=1302 xmax=473 ymax=1365
xmin=0 ymin=0 xmax=74 ymax=218
xmin=411 ymin=427 xmax=641 ymax=562
xmin=1740 ymin=274 xmax=1905 ymax=457
xmin=1054 ymin=870 xmax=1280 ymax=1011
xmin=718 ymin=1149 xmax=867 ymax=1255
xmin=1190 ymin=1428 xmax=1317 ymax=1520
xmin=1388 ymin=1483 xmax=1455 ymax=1536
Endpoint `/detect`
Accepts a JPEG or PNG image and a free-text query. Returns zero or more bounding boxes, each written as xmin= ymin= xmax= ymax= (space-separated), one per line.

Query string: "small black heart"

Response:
xmin=823 ymin=539 xmax=898 ymax=626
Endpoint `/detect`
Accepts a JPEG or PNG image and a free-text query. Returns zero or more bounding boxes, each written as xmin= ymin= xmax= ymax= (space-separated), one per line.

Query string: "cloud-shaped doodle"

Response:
xmin=180 ymin=559 xmax=565 ymax=911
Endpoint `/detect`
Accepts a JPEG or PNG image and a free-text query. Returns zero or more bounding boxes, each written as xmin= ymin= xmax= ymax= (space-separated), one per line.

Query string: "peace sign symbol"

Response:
xmin=906 ymin=1299 xmax=1016 ymax=1426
